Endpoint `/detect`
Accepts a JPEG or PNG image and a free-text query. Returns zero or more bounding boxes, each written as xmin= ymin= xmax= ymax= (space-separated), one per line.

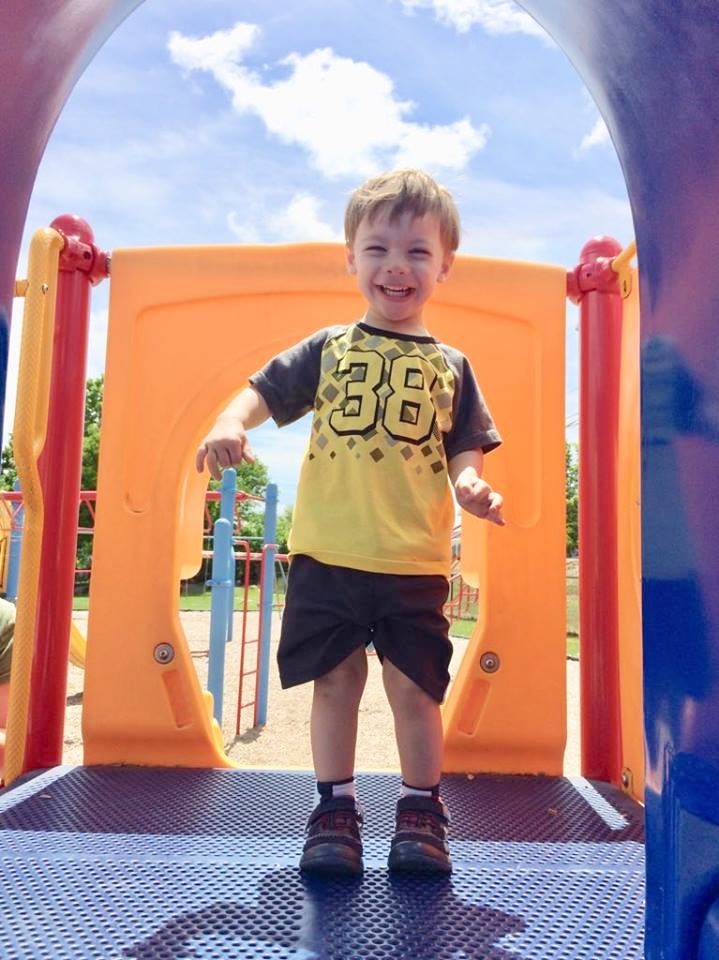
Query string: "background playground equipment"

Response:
xmin=2 ymin=3 xmax=719 ymax=956
xmin=6 ymin=227 xmax=573 ymax=774
xmin=0 ymin=473 xmax=288 ymax=733
xmin=204 ymin=467 xmax=284 ymax=730
xmin=1 ymin=218 xmax=647 ymax=958
xmin=1 ymin=173 xmax=644 ymax=960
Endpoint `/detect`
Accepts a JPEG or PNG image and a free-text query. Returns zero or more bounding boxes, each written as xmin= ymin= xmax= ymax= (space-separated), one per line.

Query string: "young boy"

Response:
xmin=196 ymin=169 xmax=503 ymax=877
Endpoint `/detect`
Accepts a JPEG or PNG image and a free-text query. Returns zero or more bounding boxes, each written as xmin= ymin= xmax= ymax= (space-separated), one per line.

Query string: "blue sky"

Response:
xmin=7 ymin=0 xmax=633 ymax=509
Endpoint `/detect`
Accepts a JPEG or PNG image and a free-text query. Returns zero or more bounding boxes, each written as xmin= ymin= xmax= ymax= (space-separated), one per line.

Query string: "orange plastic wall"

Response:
xmin=440 ymin=259 xmax=567 ymax=774
xmin=616 ymin=270 xmax=644 ymax=800
xmin=83 ymin=243 xmax=567 ymax=771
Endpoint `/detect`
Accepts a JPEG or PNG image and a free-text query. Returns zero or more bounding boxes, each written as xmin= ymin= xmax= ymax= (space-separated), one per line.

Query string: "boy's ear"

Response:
xmin=345 ymin=243 xmax=357 ymax=275
xmin=437 ymin=252 xmax=455 ymax=283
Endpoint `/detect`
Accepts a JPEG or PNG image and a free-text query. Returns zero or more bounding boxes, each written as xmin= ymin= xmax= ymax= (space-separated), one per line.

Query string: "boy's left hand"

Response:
xmin=454 ymin=473 xmax=505 ymax=526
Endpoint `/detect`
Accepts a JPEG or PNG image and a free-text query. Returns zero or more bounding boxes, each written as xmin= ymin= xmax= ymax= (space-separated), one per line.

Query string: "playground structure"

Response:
xmin=0 ymin=481 xmax=289 ymax=732
xmin=2 ymin=214 xmax=642 ymax=958
xmin=0 ymin=3 xmax=718 ymax=959
xmin=0 ymin=477 xmax=472 ymax=735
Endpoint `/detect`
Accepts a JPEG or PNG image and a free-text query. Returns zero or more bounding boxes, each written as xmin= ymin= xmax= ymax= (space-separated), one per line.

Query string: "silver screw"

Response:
xmin=153 ymin=643 xmax=175 ymax=664
xmin=480 ymin=651 xmax=500 ymax=673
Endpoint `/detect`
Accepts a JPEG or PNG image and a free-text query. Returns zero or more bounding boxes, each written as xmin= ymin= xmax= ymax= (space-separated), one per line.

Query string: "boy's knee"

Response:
xmin=383 ymin=660 xmax=435 ymax=710
xmin=315 ymin=648 xmax=367 ymax=698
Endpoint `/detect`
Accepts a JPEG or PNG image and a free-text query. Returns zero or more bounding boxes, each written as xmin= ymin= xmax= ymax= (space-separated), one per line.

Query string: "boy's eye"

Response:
xmin=365 ymin=245 xmax=386 ymax=253
xmin=410 ymin=248 xmax=431 ymax=256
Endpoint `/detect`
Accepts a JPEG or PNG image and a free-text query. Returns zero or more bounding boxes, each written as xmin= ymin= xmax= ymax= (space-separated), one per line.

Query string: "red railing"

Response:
xmin=567 ymin=236 xmax=624 ymax=786
xmin=444 ymin=571 xmax=478 ymax=628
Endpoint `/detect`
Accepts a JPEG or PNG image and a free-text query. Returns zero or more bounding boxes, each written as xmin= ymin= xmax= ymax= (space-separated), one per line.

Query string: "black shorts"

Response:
xmin=277 ymin=555 xmax=452 ymax=703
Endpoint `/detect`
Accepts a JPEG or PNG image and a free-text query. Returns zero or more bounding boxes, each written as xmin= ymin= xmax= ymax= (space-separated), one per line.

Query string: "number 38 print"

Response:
xmin=328 ymin=348 xmax=450 ymax=445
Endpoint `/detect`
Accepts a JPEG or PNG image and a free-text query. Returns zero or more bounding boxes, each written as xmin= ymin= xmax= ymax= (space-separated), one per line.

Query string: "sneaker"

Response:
xmin=388 ymin=795 xmax=452 ymax=875
xmin=299 ymin=796 xmax=364 ymax=877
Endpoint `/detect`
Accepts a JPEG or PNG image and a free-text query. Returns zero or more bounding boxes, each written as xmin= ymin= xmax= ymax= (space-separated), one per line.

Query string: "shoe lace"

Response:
xmin=308 ymin=802 xmax=363 ymax=836
xmin=397 ymin=809 xmax=447 ymax=839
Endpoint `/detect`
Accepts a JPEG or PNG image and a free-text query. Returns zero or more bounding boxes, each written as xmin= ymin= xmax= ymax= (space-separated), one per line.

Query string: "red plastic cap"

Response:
xmin=579 ymin=235 xmax=623 ymax=263
xmin=50 ymin=213 xmax=94 ymax=245
xmin=567 ymin=235 xmax=623 ymax=302
xmin=50 ymin=214 xmax=108 ymax=284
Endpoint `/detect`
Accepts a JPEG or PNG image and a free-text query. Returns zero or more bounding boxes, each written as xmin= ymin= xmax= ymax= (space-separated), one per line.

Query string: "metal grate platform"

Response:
xmin=0 ymin=767 xmax=644 ymax=959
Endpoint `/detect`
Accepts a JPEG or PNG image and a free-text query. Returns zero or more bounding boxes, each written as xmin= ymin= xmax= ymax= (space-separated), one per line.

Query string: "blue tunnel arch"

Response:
xmin=1 ymin=3 xmax=719 ymax=957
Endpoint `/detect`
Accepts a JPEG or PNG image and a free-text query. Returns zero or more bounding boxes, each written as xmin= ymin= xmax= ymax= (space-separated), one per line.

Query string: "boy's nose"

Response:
xmin=385 ymin=255 xmax=408 ymax=273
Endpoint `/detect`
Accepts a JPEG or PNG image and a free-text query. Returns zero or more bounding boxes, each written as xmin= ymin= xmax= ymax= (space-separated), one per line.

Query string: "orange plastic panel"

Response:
xmin=83 ymin=244 xmax=567 ymax=771
xmin=616 ymin=270 xmax=644 ymax=801
xmin=439 ymin=259 xmax=568 ymax=775
xmin=3 ymin=228 xmax=62 ymax=784
xmin=84 ymin=244 xmax=366 ymax=767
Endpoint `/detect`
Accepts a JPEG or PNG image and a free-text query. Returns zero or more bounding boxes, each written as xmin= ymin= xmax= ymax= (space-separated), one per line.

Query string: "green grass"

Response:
xmin=176 ymin=586 xmax=263 ymax=612
xmin=448 ymin=567 xmax=580 ymax=659
xmin=72 ymin=585 xmax=271 ymax=613
xmin=566 ymin=570 xmax=579 ymax=659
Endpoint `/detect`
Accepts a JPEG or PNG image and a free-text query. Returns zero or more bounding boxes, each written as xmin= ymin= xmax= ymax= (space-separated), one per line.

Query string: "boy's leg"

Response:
xmin=310 ymin=645 xmax=368 ymax=782
xmin=382 ymin=658 xmax=443 ymax=785
xmin=382 ymin=659 xmax=452 ymax=874
xmin=300 ymin=647 xmax=368 ymax=876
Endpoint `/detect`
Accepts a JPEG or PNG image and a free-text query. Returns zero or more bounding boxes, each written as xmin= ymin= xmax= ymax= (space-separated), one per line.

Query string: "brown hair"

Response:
xmin=344 ymin=169 xmax=461 ymax=252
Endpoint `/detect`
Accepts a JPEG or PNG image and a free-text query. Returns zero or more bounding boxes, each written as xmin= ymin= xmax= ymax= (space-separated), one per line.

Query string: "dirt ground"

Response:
xmin=64 ymin=611 xmax=581 ymax=775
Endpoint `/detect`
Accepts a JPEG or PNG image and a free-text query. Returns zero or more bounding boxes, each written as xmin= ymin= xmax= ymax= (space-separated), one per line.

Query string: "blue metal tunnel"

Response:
xmin=1 ymin=3 xmax=719 ymax=957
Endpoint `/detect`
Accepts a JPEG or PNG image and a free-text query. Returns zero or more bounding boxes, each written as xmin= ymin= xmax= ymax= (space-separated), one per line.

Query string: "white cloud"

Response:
xmin=228 ymin=193 xmax=342 ymax=243
xmin=168 ymin=23 xmax=489 ymax=178
xmin=270 ymin=193 xmax=342 ymax=242
xmin=225 ymin=212 xmax=260 ymax=244
xmin=398 ymin=0 xmax=546 ymax=37
xmin=168 ymin=22 xmax=260 ymax=72
xmin=579 ymin=117 xmax=611 ymax=152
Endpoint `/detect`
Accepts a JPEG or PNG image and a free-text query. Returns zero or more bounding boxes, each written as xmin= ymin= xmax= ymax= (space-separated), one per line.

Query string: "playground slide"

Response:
xmin=69 ymin=621 xmax=86 ymax=669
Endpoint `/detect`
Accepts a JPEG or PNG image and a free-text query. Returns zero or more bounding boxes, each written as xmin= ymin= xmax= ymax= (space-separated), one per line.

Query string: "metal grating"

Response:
xmin=0 ymin=767 xmax=644 ymax=959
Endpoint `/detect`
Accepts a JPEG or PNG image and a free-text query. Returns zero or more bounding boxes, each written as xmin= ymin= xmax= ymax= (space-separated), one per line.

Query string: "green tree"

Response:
xmin=276 ymin=504 xmax=293 ymax=554
xmin=1 ymin=375 xmax=104 ymax=494
xmin=566 ymin=441 xmax=578 ymax=557
xmin=75 ymin=376 xmax=104 ymax=590
xmin=0 ymin=436 xmax=17 ymax=491
xmin=207 ymin=458 xmax=271 ymax=547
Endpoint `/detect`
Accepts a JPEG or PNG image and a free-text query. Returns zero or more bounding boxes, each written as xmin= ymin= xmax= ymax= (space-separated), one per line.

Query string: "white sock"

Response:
xmin=400 ymin=781 xmax=438 ymax=799
xmin=317 ymin=776 xmax=356 ymax=801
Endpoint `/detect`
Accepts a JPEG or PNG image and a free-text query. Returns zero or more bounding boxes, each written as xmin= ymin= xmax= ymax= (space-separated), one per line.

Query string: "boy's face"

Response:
xmin=346 ymin=209 xmax=454 ymax=336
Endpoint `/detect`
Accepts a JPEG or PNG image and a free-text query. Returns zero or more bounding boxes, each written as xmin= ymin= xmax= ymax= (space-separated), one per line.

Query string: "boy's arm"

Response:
xmin=448 ymin=449 xmax=505 ymax=526
xmin=195 ymin=385 xmax=271 ymax=480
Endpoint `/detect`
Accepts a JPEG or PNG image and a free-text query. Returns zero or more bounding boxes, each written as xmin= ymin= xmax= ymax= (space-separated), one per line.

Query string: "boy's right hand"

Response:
xmin=195 ymin=423 xmax=255 ymax=480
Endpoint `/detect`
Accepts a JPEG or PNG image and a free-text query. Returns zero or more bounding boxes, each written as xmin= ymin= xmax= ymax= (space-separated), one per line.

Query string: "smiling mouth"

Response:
xmin=380 ymin=285 xmax=412 ymax=298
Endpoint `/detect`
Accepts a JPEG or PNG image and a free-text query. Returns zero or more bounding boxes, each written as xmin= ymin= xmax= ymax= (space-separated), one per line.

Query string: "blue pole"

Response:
xmin=5 ymin=479 xmax=22 ymax=601
xmin=218 ymin=468 xmax=236 ymax=645
xmin=206 ymin=468 xmax=237 ymax=724
xmin=256 ymin=482 xmax=277 ymax=725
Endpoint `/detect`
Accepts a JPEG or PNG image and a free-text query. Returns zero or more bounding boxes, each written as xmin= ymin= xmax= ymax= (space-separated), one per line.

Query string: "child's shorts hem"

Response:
xmin=277 ymin=555 xmax=452 ymax=703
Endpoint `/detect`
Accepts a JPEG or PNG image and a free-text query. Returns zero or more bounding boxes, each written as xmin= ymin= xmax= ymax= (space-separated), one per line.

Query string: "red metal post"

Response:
xmin=23 ymin=215 xmax=108 ymax=773
xmin=234 ymin=540 xmax=256 ymax=736
xmin=567 ymin=236 xmax=624 ymax=785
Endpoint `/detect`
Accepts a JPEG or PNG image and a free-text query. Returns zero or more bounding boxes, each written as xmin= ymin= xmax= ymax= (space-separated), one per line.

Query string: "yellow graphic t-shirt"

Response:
xmin=251 ymin=322 xmax=501 ymax=576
